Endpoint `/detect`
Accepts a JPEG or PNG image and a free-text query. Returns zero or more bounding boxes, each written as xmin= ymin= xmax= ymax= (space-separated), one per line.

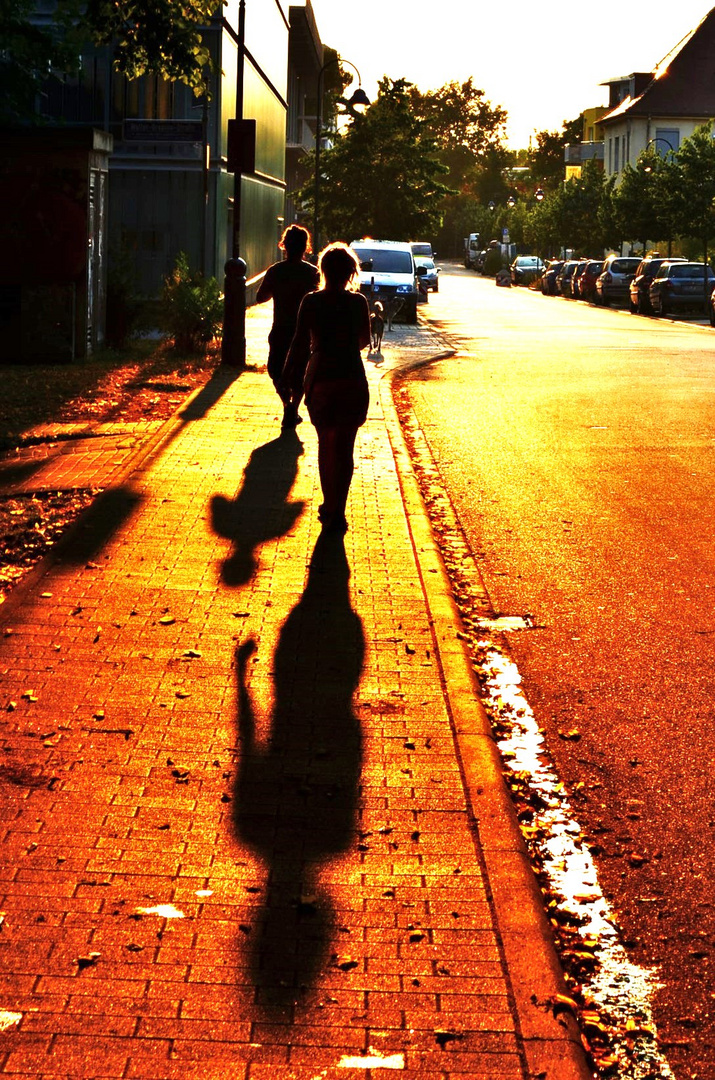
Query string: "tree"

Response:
xmin=613 ymin=148 xmax=674 ymax=254
xmin=409 ymin=78 xmax=506 ymax=188
xmin=2 ymin=0 xmax=216 ymax=119
xmin=408 ymin=79 xmax=508 ymax=255
xmin=671 ymin=124 xmax=715 ymax=259
xmin=76 ymin=0 xmax=215 ymax=93
xmin=528 ymin=115 xmax=582 ymax=192
xmin=670 ymin=123 xmax=715 ymax=306
xmin=0 ymin=0 xmax=77 ymax=122
xmin=522 ymin=160 xmax=617 ymax=256
xmin=295 ymin=77 xmax=451 ymax=243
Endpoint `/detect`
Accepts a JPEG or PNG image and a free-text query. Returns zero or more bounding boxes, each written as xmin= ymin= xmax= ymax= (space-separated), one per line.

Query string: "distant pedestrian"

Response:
xmin=282 ymin=242 xmax=371 ymax=533
xmin=256 ymin=225 xmax=319 ymax=429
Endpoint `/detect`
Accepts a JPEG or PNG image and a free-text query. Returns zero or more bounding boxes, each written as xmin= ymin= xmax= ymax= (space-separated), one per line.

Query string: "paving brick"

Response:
xmin=0 ymin=309 xmax=567 ymax=1079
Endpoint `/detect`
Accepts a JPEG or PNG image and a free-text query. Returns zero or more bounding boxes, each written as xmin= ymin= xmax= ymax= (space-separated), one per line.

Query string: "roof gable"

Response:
xmin=601 ymin=6 xmax=715 ymax=123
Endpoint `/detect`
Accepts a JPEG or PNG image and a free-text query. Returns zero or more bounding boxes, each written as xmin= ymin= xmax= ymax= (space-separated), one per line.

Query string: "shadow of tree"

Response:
xmin=210 ymin=429 xmax=305 ymax=586
xmin=232 ymin=532 xmax=364 ymax=1012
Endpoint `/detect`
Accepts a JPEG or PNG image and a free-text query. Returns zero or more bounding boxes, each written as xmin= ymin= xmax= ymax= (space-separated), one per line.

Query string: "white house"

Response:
xmin=599 ymin=5 xmax=715 ymax=179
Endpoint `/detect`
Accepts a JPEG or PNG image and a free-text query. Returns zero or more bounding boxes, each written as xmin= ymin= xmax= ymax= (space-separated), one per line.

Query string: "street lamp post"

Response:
xmin=221 ymin=0 xmax=248 ymax=368
xmin=313 ymin=58 xmax=369 ymax=252
xmin=642 ymin=137 xmax=676 ymax=258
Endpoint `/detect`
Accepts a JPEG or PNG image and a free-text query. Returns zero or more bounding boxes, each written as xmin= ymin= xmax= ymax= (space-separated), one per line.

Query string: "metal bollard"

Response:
xmin=221 ymin=257 xmax=247 ymax=367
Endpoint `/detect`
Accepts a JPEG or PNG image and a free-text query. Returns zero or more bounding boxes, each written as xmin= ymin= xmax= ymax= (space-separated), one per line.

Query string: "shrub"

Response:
xmin=160 ymin=253 xmax=223 ymax=352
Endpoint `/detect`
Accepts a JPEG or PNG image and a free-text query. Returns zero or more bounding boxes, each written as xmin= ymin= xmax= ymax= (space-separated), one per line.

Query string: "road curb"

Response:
xmin=379 ymin=356 xmax=592 ymax=1080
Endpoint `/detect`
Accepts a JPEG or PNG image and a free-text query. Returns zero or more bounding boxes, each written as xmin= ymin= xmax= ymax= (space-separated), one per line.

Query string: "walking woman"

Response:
xmin=256 ymin=225 xmax=319 ymax=429
xmin=283 ymin=242 xmax=371 ymax=533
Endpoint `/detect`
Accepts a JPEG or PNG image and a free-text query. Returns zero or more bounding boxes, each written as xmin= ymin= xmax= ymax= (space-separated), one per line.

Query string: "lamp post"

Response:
xmin=533 ymin=186 xmax=545 ymax=269
xmin=221 ymin=0 xmax=248 ymax=368
xmin=313 ymin=58 xmax=369 ymax=252
xmin=642 ymin=138 xmax=675 ymax=257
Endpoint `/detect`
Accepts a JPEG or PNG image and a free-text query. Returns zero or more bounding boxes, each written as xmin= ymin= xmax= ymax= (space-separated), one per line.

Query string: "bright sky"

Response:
xmin=306 ymin=0 xmax=712 ymax=147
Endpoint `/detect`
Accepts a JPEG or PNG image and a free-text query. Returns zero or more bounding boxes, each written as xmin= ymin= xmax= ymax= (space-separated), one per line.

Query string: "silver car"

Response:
xmin=595 ymin=255 xmax=641 ymax=306
xmin=415 ymin=257 xmax=439 ymax=292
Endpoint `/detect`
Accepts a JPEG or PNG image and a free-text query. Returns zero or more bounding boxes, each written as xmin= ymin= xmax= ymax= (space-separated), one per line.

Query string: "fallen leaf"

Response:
xmin=76 ymin=952 xmax=100 ymax=970
xmin=159 ymin=616 xmax=175 ymax=626
xmin=435 ymin=1030 xmax=464 ymax=1048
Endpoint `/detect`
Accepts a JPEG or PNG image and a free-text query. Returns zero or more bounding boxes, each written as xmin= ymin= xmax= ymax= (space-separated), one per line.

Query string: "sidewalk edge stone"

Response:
xmin=379 ymin=358 xmax=592 ymax=1080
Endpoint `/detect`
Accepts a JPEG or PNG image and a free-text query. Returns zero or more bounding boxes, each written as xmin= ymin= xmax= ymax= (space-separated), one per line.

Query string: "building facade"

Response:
xmin=36 ymin=0 xmax=321 ymax=296
xmin=598 ymin=6 xmax=715 ymax=180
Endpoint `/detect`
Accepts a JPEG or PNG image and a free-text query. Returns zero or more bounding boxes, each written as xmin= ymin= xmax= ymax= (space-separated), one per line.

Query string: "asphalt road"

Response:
xmin=403 ymin=264 xmax=715 ymax=1079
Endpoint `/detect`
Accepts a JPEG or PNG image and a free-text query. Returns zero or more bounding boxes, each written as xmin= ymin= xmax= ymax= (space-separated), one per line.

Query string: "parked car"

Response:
xmin=649 ymin=261 xmax=715 ymax=317
xmin=510 ymin=255 xmax=544 ymax=286
xmin=579 ymin=260 xmax=604 ymax=303
xmin=570 ymin=260 xmax=589 ymax=299
xmin=595 ymin=255 xmax=641 ymax=306
xmin=411 ymin=241 xmax=435 ymax=261
xmin=629 ymin=256 xmax=686 ymax=314
xmin=541 ymin=260 xmax=564 ymax=295
xmin=414 ymin=256 xmax=439 ymax=292
xmin=556 ymin=260 xmax=580 ymax=297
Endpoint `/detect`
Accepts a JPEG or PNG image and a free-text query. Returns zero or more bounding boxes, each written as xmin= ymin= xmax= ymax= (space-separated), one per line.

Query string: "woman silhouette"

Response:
xmin=256 ymin=225 xmax=319 ymax=429
xmin=283 ymin=243 xmax=370 ymax=533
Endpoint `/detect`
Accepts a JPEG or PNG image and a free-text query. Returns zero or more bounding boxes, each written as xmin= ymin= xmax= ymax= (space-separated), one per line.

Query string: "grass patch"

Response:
xmin=1 ymin=339 xmax=219 ymax=444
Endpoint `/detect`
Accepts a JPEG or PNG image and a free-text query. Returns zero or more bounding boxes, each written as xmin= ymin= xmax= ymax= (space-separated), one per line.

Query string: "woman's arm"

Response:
xmin=255 ymin=266 xmax=274 ymax=304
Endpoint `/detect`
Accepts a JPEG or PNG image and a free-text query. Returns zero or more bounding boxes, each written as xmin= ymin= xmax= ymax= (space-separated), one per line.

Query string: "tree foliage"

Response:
xmin=297 ymin=77 xmax=452 ymax=243
xmin=406 ymin=78 xmax=509 ymax=253
xmin=529 ymin=116 xmax=582 ymax=192
xmin=670 ymin=123 xmax=715 ymax=260
xmin=0 ymin=0 xmax=77 ymax=122
xmin=1 ymin=0 xmax=216 ymax=119
xmin=75 ymin=0 xmax=216 ymax=94
xmin=408 ymin=79 xmax=506 ymax=190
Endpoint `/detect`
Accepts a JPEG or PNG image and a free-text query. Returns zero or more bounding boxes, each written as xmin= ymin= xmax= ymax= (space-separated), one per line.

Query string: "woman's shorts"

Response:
xmin=307 ymin=376 xmax=369 ymax=429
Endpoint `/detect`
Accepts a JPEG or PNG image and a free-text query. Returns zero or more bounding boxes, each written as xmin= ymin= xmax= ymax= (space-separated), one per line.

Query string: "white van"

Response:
xmin=350 ymin=239 xmax=420 ymax=324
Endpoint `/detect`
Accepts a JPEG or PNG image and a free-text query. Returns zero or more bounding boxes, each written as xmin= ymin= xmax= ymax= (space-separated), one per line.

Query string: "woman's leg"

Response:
xmin=333 ymin=425 xmax=359 ymax=519
xmin=316 ymin=424 xmax=358 ymax=529
xmin=316 ymin=426 xmax=339 ymax=520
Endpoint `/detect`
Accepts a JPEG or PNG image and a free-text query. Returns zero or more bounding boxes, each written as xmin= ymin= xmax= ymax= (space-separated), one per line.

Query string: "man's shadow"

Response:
xmin=232 ymin=532 xmax=364 ymax=1011
xmin=210 ymin=428 xmax=305 ymax=585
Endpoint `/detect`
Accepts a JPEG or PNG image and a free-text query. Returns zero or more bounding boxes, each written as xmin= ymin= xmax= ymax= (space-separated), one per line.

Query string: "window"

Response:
xmin=353 ymin=249 xmax=413 ymax=273
xmin=654 ymin=129 xmax=679 ymax=156
xmin=614 ymin=136 xmax=620 ymax=173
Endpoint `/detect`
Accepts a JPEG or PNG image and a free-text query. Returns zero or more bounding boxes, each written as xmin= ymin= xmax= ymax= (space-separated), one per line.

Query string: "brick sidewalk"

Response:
xmin=0 ymin=306 xmax=587 ymax=1078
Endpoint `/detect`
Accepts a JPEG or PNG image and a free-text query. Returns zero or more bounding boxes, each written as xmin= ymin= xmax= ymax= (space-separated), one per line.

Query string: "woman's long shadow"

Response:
xmin=232 ymin=532 xmax=364 ymax=1011
xmin=210 ymin=428 xmax=305 ymax=585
